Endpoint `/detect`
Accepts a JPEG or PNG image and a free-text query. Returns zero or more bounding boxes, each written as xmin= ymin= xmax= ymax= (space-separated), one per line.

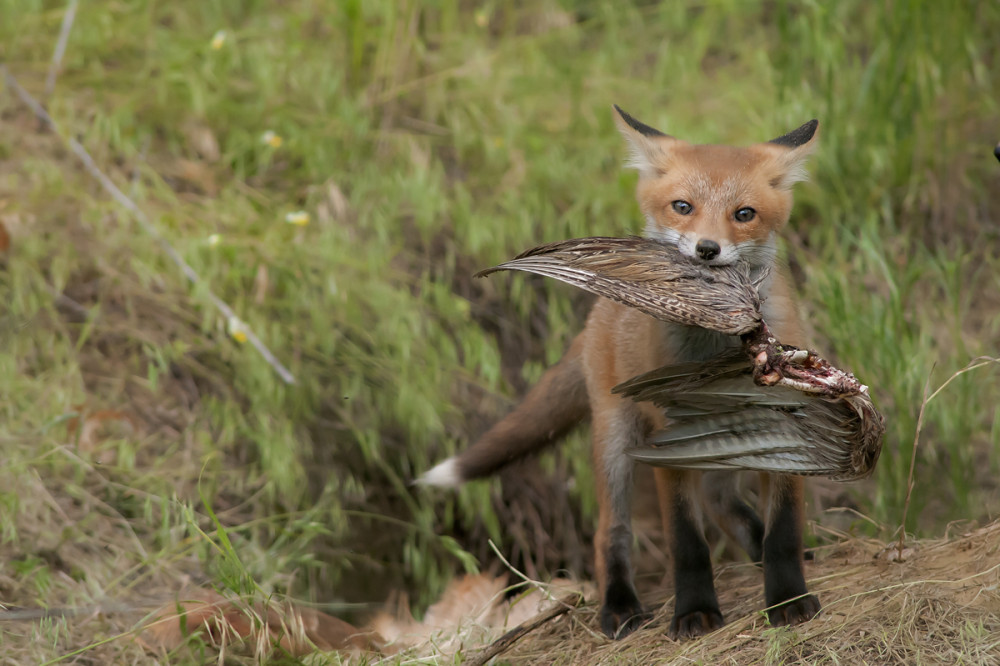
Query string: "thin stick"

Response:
xmin=487 ymin=539 xmax=557 ymax=603
xmin=897 ymin=356 xmax=999 ymax=558
xmin=897 ymin=370 xmax=934 ymax=559
xmin=467 ymin=592 xmax=582 ymax=666
xmin=924 ymin=356 xmax=999 ymax=405
xmin=44 ymin=0 xmax=80 ymax=99
xmin=2 ymin=65 xmax=297 ymax=385
xmin=0 ymin=601 xmax=141 ymax=622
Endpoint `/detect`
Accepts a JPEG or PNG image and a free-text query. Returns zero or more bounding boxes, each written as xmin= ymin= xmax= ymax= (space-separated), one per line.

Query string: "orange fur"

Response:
xmin=426 ymin=107 xmax=821 ymax=638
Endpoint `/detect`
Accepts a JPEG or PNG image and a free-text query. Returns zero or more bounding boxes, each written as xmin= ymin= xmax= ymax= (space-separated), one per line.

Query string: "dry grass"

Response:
xmin=6 ymin=522 xmax=996 ymax=664
xmin=460 ymin=522 xmax=1000 ymax=665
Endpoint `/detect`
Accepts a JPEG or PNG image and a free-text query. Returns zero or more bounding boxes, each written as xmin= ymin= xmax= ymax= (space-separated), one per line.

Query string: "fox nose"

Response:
xmin=695 ymin=239 xmax=721 ymax=261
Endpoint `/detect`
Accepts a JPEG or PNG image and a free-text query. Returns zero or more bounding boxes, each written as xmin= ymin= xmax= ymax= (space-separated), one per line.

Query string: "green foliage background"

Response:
xmin=0 ymin=0 xmax=998 ymax=660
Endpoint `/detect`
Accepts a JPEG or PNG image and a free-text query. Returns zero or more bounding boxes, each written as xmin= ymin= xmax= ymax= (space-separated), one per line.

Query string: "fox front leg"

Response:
xmin=592 ymin=404 xmax=651 ymax=639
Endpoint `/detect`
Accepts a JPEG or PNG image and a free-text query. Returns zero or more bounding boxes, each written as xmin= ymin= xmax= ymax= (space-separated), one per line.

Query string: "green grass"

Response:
xmin=1 ymin=0 xmax=999 ymax=662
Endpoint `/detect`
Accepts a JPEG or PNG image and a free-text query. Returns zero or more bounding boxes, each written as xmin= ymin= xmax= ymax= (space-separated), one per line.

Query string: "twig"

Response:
xmin=487 ymin=539 xmax=557 ymax=603
xmin=923 ymin=356 xmax=999 ymax=405
xmin=897 ymin=369 xmax=934 ymax=558
xmin=467 ymin=592 xmax=582 ymax=666
xmin=1 ymin=65 xmax=297 ymax=385
xmin=44 ymin=0 xmax=80 ymax=99
xmin=897 ymin=356 xmax=999 ymax=558
xmin=0 ymin=601 xmax=142 ymax=622
xmin=487 ymin=539 xmax=606 ymax=642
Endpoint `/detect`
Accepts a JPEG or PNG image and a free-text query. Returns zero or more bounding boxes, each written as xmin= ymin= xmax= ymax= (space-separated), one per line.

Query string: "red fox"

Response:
xmin=421 ymin=106 xmax=821 ymax=639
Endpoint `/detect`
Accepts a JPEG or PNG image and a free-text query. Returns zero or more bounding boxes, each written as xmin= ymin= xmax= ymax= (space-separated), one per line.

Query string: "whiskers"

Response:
xmin=734 ymin=240 xmax=778 ymax=269
xmin=642 ymin=220 xmax=777 ymax=272
xmin=642 ymin=218 xmax=682 ymax=246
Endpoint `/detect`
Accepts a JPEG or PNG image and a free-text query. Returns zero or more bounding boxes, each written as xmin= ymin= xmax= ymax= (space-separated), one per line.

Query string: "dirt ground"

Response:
xmin=383 ymin=520 xmax=1000 ymax=665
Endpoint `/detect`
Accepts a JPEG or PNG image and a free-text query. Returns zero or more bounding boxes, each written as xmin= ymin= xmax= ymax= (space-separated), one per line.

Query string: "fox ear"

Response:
xmin=768 ymin=119 xmax=818 ymax=149
xmin=613 ymin=105 xmax=676 ymax=177
xmin=761 ymin=119 xmax=819 ymax=190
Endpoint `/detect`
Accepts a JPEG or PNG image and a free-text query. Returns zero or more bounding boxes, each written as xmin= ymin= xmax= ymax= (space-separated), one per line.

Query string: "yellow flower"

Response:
xmin=210 ymin=30 xmax=227 ymax=50
xmin=227 ymin=316 xmax=248 ymax=344
xmin=285 ymin=211 xmax=310 ymax=226
xmin=474 ymin=10 xmax=489 ymax=27
xmin=207 ymin=233 xmax=222 ymax=247
xmin=261 ymin=130 xmax=283 ymax=148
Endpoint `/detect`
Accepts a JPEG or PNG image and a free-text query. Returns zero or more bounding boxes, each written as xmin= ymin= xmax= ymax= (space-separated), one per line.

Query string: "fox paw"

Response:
xmin=767 ymin=594 xmax=820 ymax=627
xmin=668 ymin=608 xmax=724 ymax=640
xmin=599 ymin=598 xmax=651 ymax=639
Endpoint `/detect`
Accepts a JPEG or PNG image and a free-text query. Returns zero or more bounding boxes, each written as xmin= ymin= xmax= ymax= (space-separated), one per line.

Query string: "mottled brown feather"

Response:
xmin=477 ymin=237 xmax=763 ymax=335
xmin=478 ymin=236 xmax=884 ymax=481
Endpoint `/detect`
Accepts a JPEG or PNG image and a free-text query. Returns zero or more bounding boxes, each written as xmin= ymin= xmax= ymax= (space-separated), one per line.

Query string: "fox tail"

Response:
xmin=419 ymin=334 xmax=589 ymax=486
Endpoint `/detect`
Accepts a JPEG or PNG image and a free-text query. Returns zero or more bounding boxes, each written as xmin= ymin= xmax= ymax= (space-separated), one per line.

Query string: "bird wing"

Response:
xmin=616 ymin=355 xmax=878 ymax=480
xmin=614 ymin=355 xmax=809 ymax=410
xmin=476 ymin=237 xmax=764 ymax=335
xmin=479 ymin=236 xmax=885 ymax=480
xmin=628 ymin=402 xmax=861 ymax=477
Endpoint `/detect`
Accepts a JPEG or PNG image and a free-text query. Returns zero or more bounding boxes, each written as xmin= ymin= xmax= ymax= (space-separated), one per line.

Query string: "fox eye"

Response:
xmin=671 ymin=200 xmax=693 ymax=215
xmin=734 ymin=207 xmax=756 ymax=222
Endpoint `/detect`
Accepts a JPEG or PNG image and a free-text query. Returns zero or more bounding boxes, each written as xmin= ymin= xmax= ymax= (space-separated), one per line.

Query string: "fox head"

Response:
xmin=613 ymin=105 xmax=818 ymax=269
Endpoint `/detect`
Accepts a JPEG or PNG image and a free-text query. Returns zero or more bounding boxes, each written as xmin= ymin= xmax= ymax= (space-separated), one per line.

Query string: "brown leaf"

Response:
xmin=408 ymin=137 xmax=430 ymax=171
xmin=253 ymin=264 xmax=269 ymax=305
xmin=67 ymin=408 xmax=136 ymax=465
xmin=326 ymin=180 xmax=349 ymax=221
xmin=316 ymin=179 xmax=351 ymax=230
xmin=170 ymin=159 xmax=219 ymax=196
xmin=370 ymin=574 xmax=590 ymax=655
xmin=275 ymin=605 xmax=378 ymax=654
xmin=184 ymin=123 xmax=222 ymax=163
xmin=0 ymin=216 xmax=9 ymax=255
xmin=138 ymin=588 xmax=381 ymax=658
xmin=138 ymin=589 xmax=246 ymax=653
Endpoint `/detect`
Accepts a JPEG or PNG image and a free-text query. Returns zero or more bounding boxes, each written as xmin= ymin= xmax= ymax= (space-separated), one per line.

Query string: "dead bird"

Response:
xmin=478 ymin=235 xmax=884 ymax=481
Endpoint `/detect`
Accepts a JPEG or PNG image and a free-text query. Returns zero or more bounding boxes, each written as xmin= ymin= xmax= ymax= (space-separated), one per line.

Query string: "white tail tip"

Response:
xmin=417 ymin=458 xmax=463 ymax=488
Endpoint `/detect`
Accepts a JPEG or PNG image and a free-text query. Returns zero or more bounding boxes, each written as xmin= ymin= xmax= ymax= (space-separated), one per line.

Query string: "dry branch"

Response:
xmin=467 ymin=592 xmax=583 ymax=666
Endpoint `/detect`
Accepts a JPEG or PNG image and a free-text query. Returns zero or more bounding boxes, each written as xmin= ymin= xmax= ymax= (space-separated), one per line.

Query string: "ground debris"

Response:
xmin=138 ymin=587 xmax=381 ymax=658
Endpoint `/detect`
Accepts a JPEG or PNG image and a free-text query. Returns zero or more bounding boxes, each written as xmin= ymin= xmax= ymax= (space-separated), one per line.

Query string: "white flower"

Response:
xmin=285 ymin=211 xmax=310 ymax=226
xmin=227 ymin=316 xmax=248 ymax=343
xmin=261 ymin=130 xmax=283 ymax=148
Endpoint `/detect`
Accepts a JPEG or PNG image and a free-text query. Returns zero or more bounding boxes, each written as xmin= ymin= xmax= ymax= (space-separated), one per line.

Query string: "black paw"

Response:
xmin=668 ymin=608 xmax=724 ymax=640
xmin=767 ymin=594 xmax=820 ymax=627
xmin=599 ymin=597 xmax=651 ymax=639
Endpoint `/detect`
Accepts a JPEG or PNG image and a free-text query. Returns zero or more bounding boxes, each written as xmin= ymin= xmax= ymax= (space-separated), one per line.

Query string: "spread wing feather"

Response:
xmin=613 ymin=352 xmax=875 ymax=479
xmin=476 ymin=237 xmax=763 ymax=335
xmin=479 ymin=236 xmax=885 ymax=480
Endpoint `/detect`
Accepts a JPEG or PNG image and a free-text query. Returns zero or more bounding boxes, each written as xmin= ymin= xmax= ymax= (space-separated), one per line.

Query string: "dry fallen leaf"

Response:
xmin=0 ymin=216 xmax=9 ymax=256
xmin=138 ymin=588 xmax=381 ymax=658
xmin=253 ymin=264 xmax=269 ymax=305
xmin=184 ymin=123 xmax=222 ymax=163
xmin=171 ymin=158 xmax=219 ymax=196
xmin=326 ymin=180 xmax=349 ymax=221
xmin=67 ymin=408 xmax=137 ymax=465
xmin=370 ymin=574 xmax=591 ymax=655
xmin=879 ymin=544 xmax=916 ymax=563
